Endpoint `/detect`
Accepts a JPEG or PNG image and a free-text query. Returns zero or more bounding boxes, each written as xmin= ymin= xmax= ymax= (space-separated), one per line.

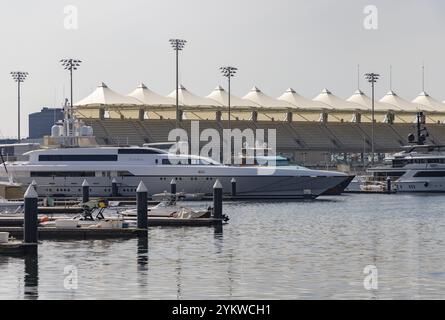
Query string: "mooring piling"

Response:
xmin=112 ymin=178 xmax=118 ymax=197
xmin=82 ymin=179 xmax=90 ymax=203
xmin=24 ymin=185 xmax=38 ymax=244
xmin=137 ymin=181 xmax=148 ymax=230
xmin=170 ymin=178 xmax=177 ymax=195
xmin=386 ymin=177 xmax=392 ymax=194
xmin=231 ymin=178 xmax=237 ymax=198
xmin=213 ymin=179 xmax=223 ymax=219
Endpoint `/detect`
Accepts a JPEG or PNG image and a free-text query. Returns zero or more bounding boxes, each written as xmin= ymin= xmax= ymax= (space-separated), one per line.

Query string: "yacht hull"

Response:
xmin=9 ymin=175 xmax=348 ymax=199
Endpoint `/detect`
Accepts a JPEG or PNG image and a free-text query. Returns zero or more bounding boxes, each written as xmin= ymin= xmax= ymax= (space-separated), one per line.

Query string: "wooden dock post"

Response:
xmin=231 ymin=178 xmax=237 ymax=198
xmin=137 ymin=181 xmax=148 ymax=230
xmin=112 ymin=178 xmax=118 ymax=197
xmin=170 ymin=178 xmax=177 ymax=195
xmin=213 ymin=179 xmax=223 ymax=219
xmin=386 ymin=177 xmax=392 ymax=194
xmin=82 ymin=179 xmax=90 ymax=203
xmin=24 ymin=185 xmax=38 ymax=244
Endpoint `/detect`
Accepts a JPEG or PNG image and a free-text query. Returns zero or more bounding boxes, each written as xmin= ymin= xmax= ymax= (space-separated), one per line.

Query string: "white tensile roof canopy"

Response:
xmin=313 ymin=88 xmax=367 ymax=111
xmin=167 ymin=85 xmax=222 ymax=108
xmin=380 ymin=90 xmax=421 ymax=112
xmin=412 ymin=91 xmax=443 ymax=112
xmin=243 ymin=86 xmax=289 ymax=109
xmin=75 ymin=82 xmax=143 ymax=107
xmin=278 ymin=88 xmax=332 ymax=110
xmin=128 ymin=83 xmax=175 ymax=106
xmin=207 ymin=86 xmax=259 ymax=108
xmin=347 ymin=90 xmax=397 ymax=111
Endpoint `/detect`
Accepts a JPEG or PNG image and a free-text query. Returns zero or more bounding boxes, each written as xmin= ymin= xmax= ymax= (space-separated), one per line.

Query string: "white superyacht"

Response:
xmin=0 ymin=109 xmax=349 ymax=199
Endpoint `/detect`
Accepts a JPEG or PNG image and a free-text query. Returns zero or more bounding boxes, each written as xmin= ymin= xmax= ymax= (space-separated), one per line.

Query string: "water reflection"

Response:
xmin=137 ymin=236 xmax=149 ymax=291
xmin=1 ymin=195 xmax=445 ymax=299
xmin=24 ymin=247 xmax=39 ymax=300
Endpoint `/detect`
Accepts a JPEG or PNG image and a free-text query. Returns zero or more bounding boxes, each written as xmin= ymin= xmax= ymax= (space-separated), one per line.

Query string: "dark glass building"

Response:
xmin=28 ymin=107 xmax=64 ymax=139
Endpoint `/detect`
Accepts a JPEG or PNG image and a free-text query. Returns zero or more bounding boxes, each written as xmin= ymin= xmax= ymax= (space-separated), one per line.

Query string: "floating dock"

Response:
xmin=0 ymin=216 xmax=224 ymax=228
xmin=0 ymin=227 xmax=146 ymax=240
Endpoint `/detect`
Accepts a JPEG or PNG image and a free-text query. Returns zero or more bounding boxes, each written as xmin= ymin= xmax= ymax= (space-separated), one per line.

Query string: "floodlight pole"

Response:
xmin=365 ymin=72 xmax=379 ymax=165
xmin=176 ymin=47 xmax=179 ymax=127
xmin=170 ymin=39 xmax=187 ymax=129
xmin=371 ymin=79 xmax=375 ymax=165
xmin=228 ymin=74 xmax=231 ymax=131
xmin=60 ymin=58 xmax=82 ymax=111
xmin=11 ymin=71 xmax=28 ymax=142
xmin=70 ymin=66 xmax=73 ymax=111
xmin=220 ymin=66 xmax=237 ymax=131
xmin=18 ymin=81 xmax=21 ymax=142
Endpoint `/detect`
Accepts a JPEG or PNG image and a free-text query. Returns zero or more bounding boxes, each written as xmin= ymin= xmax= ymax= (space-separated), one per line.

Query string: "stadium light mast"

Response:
xmin=169 ymin=39 xmax=187 ymax=128
xmin=10 ymin=71 xmax=28 ymax=142
xmin=365 ymin=72 xmax=380 ymax=165
xmin=60 ymin=58 xmax=82 ymax=110
xmin=220 ymin=66 xmax=238 ymax=131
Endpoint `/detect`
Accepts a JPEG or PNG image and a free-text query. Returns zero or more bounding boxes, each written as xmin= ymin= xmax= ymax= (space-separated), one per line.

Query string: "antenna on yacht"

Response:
xmin=408 ymin=112 xmax=428 ymax=145
xmin=422 ymin=63 xmax=425 ymax=92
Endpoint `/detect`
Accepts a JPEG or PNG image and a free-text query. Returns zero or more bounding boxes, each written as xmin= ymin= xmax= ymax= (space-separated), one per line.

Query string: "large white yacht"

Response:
xmin=368 ymin=145 xmax=445 ymax=193
xmin=0 ymin=106 xmax=349 ymax=200
xmin=367 ymin=112 xmax=445 ymax=193
xmin=0 ymin=145 xmax=349 ymax=199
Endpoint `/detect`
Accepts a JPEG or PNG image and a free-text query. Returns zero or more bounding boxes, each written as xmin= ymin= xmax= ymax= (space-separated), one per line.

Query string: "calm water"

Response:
xmin=1 ymin=194 xmax=445 ymax=300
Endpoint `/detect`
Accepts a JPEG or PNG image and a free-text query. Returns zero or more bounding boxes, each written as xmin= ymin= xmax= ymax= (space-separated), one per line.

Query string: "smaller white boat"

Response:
xmin=360 ymin=181 xmax=387 ymax=192
xmin=0 ymin=197 xmax=24 ymax=214
xmin=152 ymin=191 xmax=205 ymax=201
xmin=121 ymin=199 xmax=211 ymax=219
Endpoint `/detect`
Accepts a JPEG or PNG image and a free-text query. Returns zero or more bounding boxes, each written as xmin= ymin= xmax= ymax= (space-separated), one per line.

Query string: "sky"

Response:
xmin=0 ymin=0 xmax=444 ymax=138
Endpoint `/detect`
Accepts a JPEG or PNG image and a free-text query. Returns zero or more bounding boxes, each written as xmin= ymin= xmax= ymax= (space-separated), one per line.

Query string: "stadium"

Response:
xmin=73 ymin=82 xmax=445 ymax=169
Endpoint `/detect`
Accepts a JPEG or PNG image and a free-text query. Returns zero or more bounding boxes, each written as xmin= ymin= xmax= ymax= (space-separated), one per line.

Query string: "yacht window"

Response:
xmin=414 ymin=171 xmax=445 ymax=177
xmin=162 ymin=159 xmax=171 ymax=165
xmin=39 ymin=154 xmax=117 ymax=161
xmin=118 ymin=149 xmax=163 ymax=155
xmin=31 ymin=171 xmax=95 ymax=177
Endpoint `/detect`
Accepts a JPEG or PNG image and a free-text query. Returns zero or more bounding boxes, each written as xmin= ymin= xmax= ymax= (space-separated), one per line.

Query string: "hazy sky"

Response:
xmin=0 ymin=0 xmax=444 ymax=138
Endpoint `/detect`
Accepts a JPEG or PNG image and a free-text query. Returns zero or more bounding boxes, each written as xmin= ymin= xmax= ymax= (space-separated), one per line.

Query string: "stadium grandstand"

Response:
xmin=73 ymin=82 xmax=445 ymax=168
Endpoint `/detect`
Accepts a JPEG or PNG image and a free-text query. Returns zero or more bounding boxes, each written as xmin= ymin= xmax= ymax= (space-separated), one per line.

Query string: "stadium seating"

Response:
xmin=79 ymin=117 xmax=445 ymax=155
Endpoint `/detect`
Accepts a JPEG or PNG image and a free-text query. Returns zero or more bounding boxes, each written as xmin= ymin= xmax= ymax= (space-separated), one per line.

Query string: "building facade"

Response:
xmin=29 ymin=107 xmax=64 ymax=139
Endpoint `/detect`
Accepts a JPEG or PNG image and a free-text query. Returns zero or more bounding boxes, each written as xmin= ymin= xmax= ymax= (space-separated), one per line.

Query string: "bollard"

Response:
xmin=112 ymin=178 xmax=118 ymax=197
xmin=82 ymin=179 xmax=90 ymax=203
xmin=137 ymin=181 xmax=148 ymax=230
xmin=386 ymin=177 xmax=392 ymax=194
xmin=170 ymin=178 xmax=177 ymax=195
xmin=24 ymin=185 xmax=39 ymax=244
xmin=213 ymin=179 xmax=223 ymax=219
xmin=231 ymin=178 xmax=237 ymax=198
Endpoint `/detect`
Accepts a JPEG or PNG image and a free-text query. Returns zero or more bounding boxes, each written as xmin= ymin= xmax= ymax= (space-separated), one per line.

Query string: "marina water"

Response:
xmin=1 ymin=193 xmax=445 ymax=300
